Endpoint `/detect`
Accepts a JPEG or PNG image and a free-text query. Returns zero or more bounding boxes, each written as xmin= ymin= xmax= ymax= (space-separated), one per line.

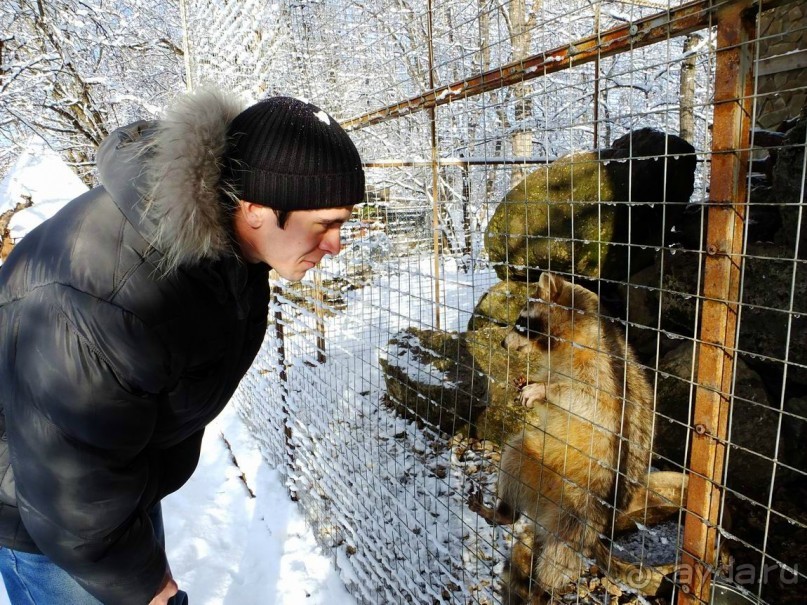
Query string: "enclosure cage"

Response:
xmin=181 ymin=0 xmax=806 ymax=603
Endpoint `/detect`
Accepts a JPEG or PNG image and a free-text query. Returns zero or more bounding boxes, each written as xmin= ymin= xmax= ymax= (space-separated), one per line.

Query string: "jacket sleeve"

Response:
xmin=7 ymin=286 xmax=173 ymax=604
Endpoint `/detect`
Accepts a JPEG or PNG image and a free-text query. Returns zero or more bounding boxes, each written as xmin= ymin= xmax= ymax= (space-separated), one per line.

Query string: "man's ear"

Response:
xmin=238 ymin=200 xmax=269 ymax=228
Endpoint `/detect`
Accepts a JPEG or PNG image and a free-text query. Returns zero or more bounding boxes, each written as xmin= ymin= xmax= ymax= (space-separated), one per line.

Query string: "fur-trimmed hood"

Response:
xmin=97 ymin=88 xmax=245 ymax=272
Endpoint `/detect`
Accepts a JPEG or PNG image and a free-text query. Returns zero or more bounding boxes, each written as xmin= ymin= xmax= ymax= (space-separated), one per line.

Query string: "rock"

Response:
xmin=655 ymin=343 xmax=698 ymax=471
xmin=484 ymin=128 xmax=696 ymax=283
xmin=601 ymin=577 xmax=623 ymax=597
xmin=616 ymin=247 xmax=702 ymax=362
xmin=379 ymin=327 xmax=487 ymax=435
xmin=737 ymin=241 xmax=807 ymax=384
xmin=467 ymin=279 xmax=533 ymax=331
xmin=463 ymin=325 xmax=546 ymax=445
xmin=781 ymin=397 xmax=807 ymax=477
xmin=746 ymin=186 xmax=784 ymax=243
xmin=773 ymin=114 xmax=806 ymax=254
xmin=655 ymin=343 xmax=776 ymax=503
xmin=484 ymin=150 xmax=617 ymax=281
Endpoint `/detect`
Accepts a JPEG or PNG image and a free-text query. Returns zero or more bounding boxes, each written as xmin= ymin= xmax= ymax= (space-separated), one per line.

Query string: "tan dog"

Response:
xmin=473 ymin=272 xmax=654 ymax=599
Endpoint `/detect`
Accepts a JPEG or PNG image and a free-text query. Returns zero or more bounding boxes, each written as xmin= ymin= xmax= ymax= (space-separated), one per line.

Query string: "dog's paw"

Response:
xmin=467 ymin=486 xmax=484 ymax=513
xmin=519 ymin=382 xmax=547 ymax=408
xmin=467 ymin=486 xmax=496 ymax=524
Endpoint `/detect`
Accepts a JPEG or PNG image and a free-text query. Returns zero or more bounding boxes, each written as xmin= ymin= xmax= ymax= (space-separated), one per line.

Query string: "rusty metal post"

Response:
xmin=341 ymin=0 xmax=792 ymax=134
xmin=678 ymin=1 xmax=756 ymax=603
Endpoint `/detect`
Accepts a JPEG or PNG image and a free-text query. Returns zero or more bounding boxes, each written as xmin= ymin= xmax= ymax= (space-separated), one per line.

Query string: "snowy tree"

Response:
xmin=0 ymin=0 xmax=184 ymax=184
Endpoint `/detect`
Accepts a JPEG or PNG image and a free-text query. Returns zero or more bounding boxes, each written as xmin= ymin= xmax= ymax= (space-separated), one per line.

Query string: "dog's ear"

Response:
xmin=538 ymin=272 xmax=564 ymax=302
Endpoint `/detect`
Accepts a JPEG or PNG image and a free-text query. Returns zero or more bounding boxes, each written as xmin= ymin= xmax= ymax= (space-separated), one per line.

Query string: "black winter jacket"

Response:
xmin=0 ymin=90 xmax=270 ymax=604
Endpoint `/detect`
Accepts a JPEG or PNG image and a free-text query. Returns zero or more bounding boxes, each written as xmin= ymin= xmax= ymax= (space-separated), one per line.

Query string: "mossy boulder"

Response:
xmin=484 ymin=150 xmax=615 ymax=281
xmin=467 ymin=280 xmax=533 ymax=331
xmin=379 ymin=327 xmax=487 ymax=435
xmin=463 ymin=326 xmax=549 ymax=445
xmin=379 ymin=324 xmax=553 ymax=445
xmin=485 ymin=128 xmax=696 ymax=283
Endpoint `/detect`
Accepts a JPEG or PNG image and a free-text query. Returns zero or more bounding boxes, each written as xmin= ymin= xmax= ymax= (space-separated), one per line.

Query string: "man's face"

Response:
xmin=234 ymin=202 xmax=354 ymax=281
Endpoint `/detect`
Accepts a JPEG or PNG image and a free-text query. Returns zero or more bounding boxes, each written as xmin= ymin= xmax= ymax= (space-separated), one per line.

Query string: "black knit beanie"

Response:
xmin=226 ymin=97 xmax=365 ymax=210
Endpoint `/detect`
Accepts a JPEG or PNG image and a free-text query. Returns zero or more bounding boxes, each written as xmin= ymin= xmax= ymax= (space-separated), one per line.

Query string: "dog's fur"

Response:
xmin=474 ymin=272 xmax=654 ymax=599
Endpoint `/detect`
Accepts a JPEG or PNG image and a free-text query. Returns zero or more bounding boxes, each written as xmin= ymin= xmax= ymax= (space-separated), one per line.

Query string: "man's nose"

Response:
xmin=320 ymin=229 xmax=342 ymax=255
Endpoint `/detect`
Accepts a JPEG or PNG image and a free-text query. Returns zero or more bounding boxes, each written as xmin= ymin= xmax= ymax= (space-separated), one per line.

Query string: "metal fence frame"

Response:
xmin=184 ymin=0 xmax=805 ymax=602
xmin=336 ymin=2 xmax=788 ymax=600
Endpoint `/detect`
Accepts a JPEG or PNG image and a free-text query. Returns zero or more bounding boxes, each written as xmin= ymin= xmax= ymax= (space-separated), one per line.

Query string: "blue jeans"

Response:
xmin=0 ymin=504 xmax=166 ymax=605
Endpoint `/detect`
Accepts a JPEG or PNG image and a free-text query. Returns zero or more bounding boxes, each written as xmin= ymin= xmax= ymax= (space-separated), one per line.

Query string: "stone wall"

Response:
xmin=756 ymin=3 xmax=807 ymax=128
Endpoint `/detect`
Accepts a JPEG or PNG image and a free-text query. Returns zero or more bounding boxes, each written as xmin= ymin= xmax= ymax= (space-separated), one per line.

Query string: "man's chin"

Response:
xmin=273 ymin=260 xmax=319 ymax=282
xmin=275 ymin=268 xmax=308 ymax=282
xmin=278 ymin=273 xmax=304 ymax=282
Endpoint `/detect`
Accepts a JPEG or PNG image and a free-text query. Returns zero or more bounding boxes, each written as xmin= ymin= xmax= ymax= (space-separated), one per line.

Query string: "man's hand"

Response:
xmin=148 ymin=569 xmax=179 ymax=605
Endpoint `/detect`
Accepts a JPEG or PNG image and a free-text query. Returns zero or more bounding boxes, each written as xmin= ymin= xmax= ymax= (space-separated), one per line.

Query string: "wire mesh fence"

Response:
xmin=184 ymin=0 xmax=806 ymax=602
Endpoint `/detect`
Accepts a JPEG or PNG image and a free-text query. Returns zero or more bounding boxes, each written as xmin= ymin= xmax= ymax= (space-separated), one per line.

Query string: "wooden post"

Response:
xmin=678 ymin=1 xmax=756 ymax=602
xmin=427 ymin=0 xmax=442 ymax=330
xmin=679 ymin=33 xmax=702 ymax=144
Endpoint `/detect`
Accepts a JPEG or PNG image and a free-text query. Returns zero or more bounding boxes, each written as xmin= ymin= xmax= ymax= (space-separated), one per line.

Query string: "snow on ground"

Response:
xmin=0 ymin=139 xmax=87 ymax=241
xmin=162 ymin=404 xmax=356 ymax=605
xmin=0 ymin=406 xmax=356 ymax=605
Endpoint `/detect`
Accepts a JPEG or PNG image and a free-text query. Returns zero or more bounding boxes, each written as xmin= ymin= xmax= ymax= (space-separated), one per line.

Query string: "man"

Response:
xmin=0 ymin=88 xmax=365 ymax=604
